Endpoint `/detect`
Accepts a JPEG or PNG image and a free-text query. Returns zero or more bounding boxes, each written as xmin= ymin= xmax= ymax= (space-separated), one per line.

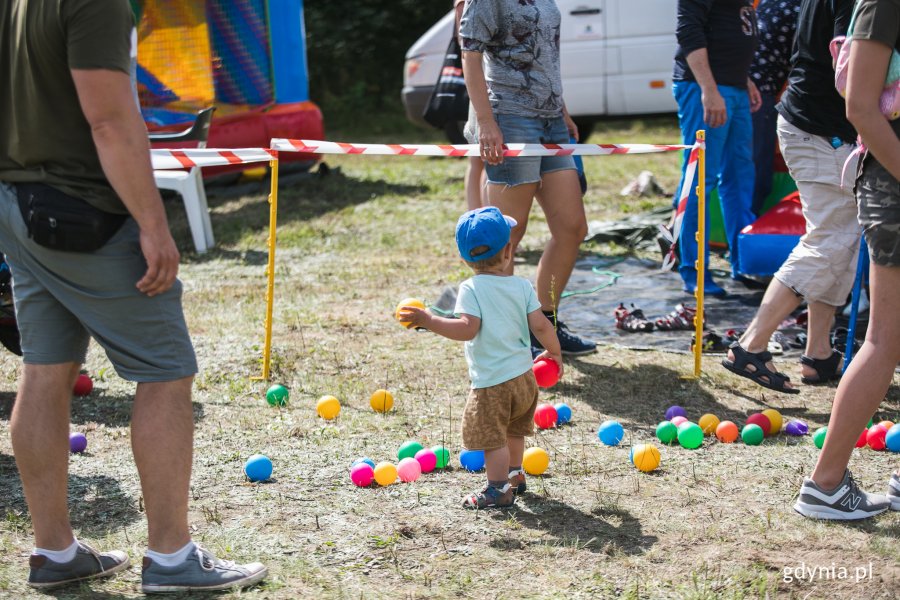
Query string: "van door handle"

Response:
xmin=570 ymin=7 xmax=601 ymax=15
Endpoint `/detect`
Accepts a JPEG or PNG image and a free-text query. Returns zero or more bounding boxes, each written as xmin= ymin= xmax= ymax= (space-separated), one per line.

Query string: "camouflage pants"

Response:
xmin=857 ymin=156 xmax=900 ymax=267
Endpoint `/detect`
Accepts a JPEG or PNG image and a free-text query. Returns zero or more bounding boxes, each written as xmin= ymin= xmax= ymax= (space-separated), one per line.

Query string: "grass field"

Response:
xmin=0 ymin=118 xmax=898 ymax=599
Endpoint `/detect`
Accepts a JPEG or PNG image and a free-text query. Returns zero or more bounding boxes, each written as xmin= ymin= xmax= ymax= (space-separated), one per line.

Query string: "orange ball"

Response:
xmin=395 ymin=298 xmax=425 ymax=328
xmin=716 ymin=420 xmax=739 ymax=443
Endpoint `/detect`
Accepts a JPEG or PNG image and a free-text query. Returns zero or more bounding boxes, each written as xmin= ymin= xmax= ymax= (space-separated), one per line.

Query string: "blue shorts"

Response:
xmin=485 ymin=113 xmax=576 ymax=186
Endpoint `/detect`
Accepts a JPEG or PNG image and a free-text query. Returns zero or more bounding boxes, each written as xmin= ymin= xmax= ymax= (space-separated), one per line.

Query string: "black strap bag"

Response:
xmin=422 ymin=36 xmax=470 ymax=129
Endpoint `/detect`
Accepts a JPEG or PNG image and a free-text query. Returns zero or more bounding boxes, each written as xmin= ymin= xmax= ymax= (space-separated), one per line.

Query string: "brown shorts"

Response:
xmin=461 ymin=370 xmax=538 ymax=451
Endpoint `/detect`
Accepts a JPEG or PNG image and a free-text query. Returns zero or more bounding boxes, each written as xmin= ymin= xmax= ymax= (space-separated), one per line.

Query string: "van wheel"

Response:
xmin=443 ymin=121 xmax=467 ymax=145
xmin=572 ymin=118 xmax=594 ymax=141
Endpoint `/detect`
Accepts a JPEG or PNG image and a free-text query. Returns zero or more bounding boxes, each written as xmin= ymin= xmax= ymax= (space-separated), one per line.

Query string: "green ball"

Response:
xmin=431 ymin=445 xmax=450 ymax=469
xmin=656 ymin=421 xmax=678 ymax=444
xmin=398 ymin=440 xmax=424 ymax=461
xmin=866 ymin=418 xmax=874 ymax=429
xmin=813 ymin=426 xmax=827 ymax=449
xmin=266 ymin=384 xmax=289 ymax=406
xmin=677 ymin=423 xmax=704 ymax=449
xmin=742 ymin=424 xmax=764 ymax=446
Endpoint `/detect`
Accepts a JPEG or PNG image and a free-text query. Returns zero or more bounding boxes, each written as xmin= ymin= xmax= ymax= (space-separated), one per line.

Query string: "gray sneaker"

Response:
xmin=141 ymin=544 xmax=267 ymax=593
xmin=794 ymin=470 xmax=891 ymax=521
xmin=888 ymin=473 xmax=900 ymax=511
xmin=28 ymin=541 xmax=130 ymax=589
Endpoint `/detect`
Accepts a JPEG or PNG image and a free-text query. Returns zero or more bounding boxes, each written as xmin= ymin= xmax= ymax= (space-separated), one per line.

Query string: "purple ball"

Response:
xmin=665 ymin=405 xmax=687 ymax=420
xmin=69 ymin=432 xmax=87 ymax=454
xmin=784 ymin=420 xmax=809 ymax=436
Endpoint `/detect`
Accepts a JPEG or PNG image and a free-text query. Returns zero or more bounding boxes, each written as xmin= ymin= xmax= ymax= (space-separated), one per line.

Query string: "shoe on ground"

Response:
xmin=141 ymin=544 xmax=267 ymax=594
xmin=793 ymin=470 xmax=891 ymax=521
xmin=508 ymin=469 xmax=527 ymax=495
xmin=462 ymin=484 xmax=515 ymax=509
xmin=888 ymin=473 xmax=900 ymax=511
xmin=28 ymin=541 xmax=130 ymax=590
xmin=682 ymin=277 xmax=727 ymax=298
xmin=614 ymin=303 xmax=654 ymax=333
xmin=532 ymin=320 xmax=596 ymax=356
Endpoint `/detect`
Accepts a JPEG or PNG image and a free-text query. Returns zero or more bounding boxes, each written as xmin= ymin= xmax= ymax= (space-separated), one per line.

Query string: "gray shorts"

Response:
xmin=857 ymin=156 xmax=900 ymax=267
xmin=0 ymin=182 xmax=197 ymax=382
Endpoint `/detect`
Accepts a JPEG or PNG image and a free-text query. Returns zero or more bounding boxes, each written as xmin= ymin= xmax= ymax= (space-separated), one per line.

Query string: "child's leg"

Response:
xmin=507 ymin=436 xmax=525 ymax=470
xmin=485 ymin=446 xmax=510 ymax=488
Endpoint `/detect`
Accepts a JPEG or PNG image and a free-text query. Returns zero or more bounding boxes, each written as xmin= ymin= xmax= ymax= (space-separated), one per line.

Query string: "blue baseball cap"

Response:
xmin=455 ymin=207 xmax=517 ymax=262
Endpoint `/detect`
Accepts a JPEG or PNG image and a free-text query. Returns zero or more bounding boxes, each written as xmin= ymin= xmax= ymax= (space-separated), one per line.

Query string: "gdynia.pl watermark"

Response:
xmin=783 ymin=562 xmax=874 ymax=583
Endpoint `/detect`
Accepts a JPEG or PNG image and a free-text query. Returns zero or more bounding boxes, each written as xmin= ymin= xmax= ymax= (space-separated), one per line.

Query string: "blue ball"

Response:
xmin=244 ymin=454 xmax=273 ymax=482
xmin=459 ymin=449 xmax=485 ymax=472
xmin=554 ymin=403 xmax=573 ymax=426
xmin=886 ymin=424 xmax=900 ymax=452
xmin=598 ymin=420 xmax=625 ymax=446
xmin=351 ymin=456 xmax=376 ymax=469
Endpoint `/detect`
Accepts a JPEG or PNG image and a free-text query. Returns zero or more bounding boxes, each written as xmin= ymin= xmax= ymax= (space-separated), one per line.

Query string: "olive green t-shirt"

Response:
xmin=853 ymin=0 xmax=900 ymax=139
xmin=0 ymin=0 xmax=134 ymax=214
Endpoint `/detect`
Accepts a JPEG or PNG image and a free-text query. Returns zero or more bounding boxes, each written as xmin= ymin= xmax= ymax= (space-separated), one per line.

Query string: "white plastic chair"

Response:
xmin=149 ymin=108 xmax=216 ymax=253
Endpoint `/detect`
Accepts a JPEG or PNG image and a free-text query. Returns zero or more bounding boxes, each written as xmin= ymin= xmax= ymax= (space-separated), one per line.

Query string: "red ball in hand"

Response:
xmin=532 ymin=358 xmax=560 ymax=388
xmin=73 ymin=374 xmax=93 ymax=397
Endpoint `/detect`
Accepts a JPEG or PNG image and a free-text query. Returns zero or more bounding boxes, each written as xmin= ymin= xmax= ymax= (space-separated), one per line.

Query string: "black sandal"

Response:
xmin=800 ymin=349 xmax=843 ymax=385
xmin=721 ymin=342 xmax=800 ymax=395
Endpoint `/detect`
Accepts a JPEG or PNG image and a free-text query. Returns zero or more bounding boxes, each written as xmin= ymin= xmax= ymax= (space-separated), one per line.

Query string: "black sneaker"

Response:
xmin=28 ymin=541 xmax=130 ymax=589
xmin=555 ymin=321 xmax=596 ymax=356
xmin=793 ymin=470 xmax=891 ymax=521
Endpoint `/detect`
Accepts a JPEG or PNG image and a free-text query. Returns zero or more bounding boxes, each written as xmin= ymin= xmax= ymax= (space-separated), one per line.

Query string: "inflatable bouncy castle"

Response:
xmin=136 ymin=0 xmax=323 ymax=173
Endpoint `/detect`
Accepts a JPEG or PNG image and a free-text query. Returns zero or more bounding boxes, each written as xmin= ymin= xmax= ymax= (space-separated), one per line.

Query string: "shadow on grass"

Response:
xmin=0 ymin=392 xmax=205 ymax=428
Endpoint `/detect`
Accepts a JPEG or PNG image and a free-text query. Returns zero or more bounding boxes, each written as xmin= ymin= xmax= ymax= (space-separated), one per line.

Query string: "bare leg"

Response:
xmin=485 ymin=182 xmax=538 ymax=276
xmin=800 ymin=300 xmax=839 ymax=379
xmin=132 ymin=377 xmax=194 ymax=553
xmin=10 ymin=363 xmax=81 ymax=550
xmin=811 ymin=263 xmax=900 ymax=489
xmin=507 ymin=436 xmax=525 ymax=469
xmin=464 ymin=157 xmax=485 ymax=210
xmin=484 ymin=446 xmax=510 ymax=484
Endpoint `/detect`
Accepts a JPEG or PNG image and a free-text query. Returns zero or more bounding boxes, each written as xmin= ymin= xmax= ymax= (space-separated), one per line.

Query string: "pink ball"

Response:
xmin=350 ymin=463 xmax=374 ymax=487
xmin=397 ymin=457 xmax=422 ymax=483
xmin=414 ymin=448 xmax=437 ymax=473
xmin=670 ymin=416 xmax=688 ymax=427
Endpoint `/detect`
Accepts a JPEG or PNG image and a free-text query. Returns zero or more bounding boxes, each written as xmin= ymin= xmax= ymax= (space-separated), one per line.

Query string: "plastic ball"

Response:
xmin=350 ymin=463 xmax=374 ymax=487
xmin=534 ymin=404 xmax=559 ymax=430
xmin=431 ymin=445 xmax=450 ymax=469
xmin=855 ymin=429 xmax=868 ymax=448
xmin=398 ymin=440 xmax=424 ymax=461
xmin=656 ymin=421 xmax=678 ymax=444
xmin=867 ymin=425 xmax=888 ymax=451
xmin=761 ymin=409 xmax=783 ymax=435
xmin=370 ymin=389 xmax=394 ymax=413
xmin=395 ymin=297 xmax=426 ymax=328
xmin=698 ymin=413 xmax=720 ymax=435
xmin=351 ymin=457 xmax=376 ymax=469
xmin=373 ymin=461 xmax=398 ymax=486
xmin=677 ymin=423 xmax=704 ymax=449
xmin=741 ymin=424 xmax=764 ymax=446
xmin=554 ymin=403 xmax=573 ymax=426
xmin=533 ymin=358 xmax=560 ymax=388
xmin=716 ymin=421 xmax=739 ymax=443
xmin=746 ymin=413 xmax=772 ymax=436
xmin=867 ymin=417 xmax=874 ymax=428
xmin=266 ymin=384 xmax=289 ymax=407
xmin=522 ymin=447 xmax=549 ymax=475
xmin=813 ymin=426 xmax=828 ymax=449
xmin=665 ymin=405 xmax=687 ymax=420
xmin=73 ymin=374 xmax=93 ymax=397
xmin=69 ymin=432 xmax=87 ymax=454
xmin=784 ymin=420 xmax=809 ymax=436
xmin=316 ymin=395 xmax=341 ymax=420
xmin=459 ymin=449 xmax=485 ymax=472
xmin=414 ymin=448 xmax=437 ymax=473
xmin=885 ymin=424 xmax=900 ymax=452
xmin=597 ymin=420 xmax=625 ymax=446
xmin=244 ymin=454 xmax=273 ymax=482
xmin=632 ymin=443 xmax=661 ymax=472
xmin=878 ymin=420 xmax=895 ymax=431
xmin=397 ymin=457 xmax=422 ymax=483
xmin=670 ymin=416 xmax=688 ymax=427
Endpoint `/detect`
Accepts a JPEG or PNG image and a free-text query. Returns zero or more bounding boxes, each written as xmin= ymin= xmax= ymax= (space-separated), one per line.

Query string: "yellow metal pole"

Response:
xmin=693 ymin=130 xmax=706 ymax=378
xmin=252 ymin=155 xmax=279 ymax=381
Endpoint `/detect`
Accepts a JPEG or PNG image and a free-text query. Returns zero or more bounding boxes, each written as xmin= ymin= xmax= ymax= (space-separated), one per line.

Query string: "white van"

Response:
xmin=402 ymin=0 xmax=678 ymax=141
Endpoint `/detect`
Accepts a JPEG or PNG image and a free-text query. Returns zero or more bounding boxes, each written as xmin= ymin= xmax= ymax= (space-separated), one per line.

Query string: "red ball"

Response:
xmin=533 ymin=403 xmax=558 ymax=430
xmin=745 ymin=413 xmax=772 ymax=436
xmin=532 ymin=358 xmax=560 ymax=388
xmin=73 ymin=374 xmax=93 ymax=397
xmin=855 ymin=429 xmax=868 ymax=448
xmin=867 ymin=425 xmax=888 ymax=451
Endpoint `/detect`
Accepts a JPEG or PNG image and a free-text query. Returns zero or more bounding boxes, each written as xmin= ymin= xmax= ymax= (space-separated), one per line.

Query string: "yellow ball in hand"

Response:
xmin=373 ymin=461 xmax=398 ymax=486
xmin=395 ymin=297 xmax=425 ymax=329
xmin=698 ymin=413 xmax=720 ymax=435
xmin=632 ymin=443 xmax=661 ymax=473
xmin=761 ymin=409 xmax=782 ymax=435
xmin=316 ymin=395 xmax=341 ymax=420
xmin=370 ymin=389 xmax=394 ymax=413
xmin=522 ymin=447 xmax=549 ymax=475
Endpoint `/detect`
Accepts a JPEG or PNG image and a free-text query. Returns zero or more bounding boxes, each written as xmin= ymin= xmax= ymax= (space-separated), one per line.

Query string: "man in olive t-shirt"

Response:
xmin=0 ymin=0 xmax=266 ymax=592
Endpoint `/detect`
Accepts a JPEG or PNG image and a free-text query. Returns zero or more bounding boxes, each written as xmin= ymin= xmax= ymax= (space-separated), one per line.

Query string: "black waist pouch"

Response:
xmin=15 ymin=183 xmax=127 ymax=253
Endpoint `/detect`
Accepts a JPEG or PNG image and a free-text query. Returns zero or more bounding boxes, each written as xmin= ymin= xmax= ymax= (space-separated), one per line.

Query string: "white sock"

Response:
xmin=34 ymin=538 xmax=78 ymax=563
xmin=145 ymin=541 xmax=195 ymax=567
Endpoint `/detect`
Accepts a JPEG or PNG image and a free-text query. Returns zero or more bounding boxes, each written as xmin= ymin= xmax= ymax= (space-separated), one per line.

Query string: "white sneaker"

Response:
xmin=887 ymin=473 xmax=900 ymax=511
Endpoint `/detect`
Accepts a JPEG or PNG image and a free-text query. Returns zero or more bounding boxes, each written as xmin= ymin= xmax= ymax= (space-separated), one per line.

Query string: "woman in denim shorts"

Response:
xmin=458 ymin=0 xmax=595 ymax=355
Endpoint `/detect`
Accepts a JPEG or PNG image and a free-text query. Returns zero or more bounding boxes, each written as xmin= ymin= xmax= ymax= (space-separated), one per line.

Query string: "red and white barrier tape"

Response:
xmin=151 ymin=148 xmax=277 ymax=170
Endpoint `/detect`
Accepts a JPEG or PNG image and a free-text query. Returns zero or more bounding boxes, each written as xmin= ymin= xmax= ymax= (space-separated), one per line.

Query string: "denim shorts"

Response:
xmin=484 ymin=113 xmax=576 ymax=186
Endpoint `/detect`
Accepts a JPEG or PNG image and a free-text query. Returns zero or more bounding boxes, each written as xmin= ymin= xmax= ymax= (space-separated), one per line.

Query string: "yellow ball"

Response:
xmin=522 ymin=447 xmax=549 ymax=475
xmin=370 ymin=389 xmax=394 ymax=413
xmin=395 ymin=297 xmax=426 ymax=329
xmin=316 ymin=395 xmax=341 ymax=420
xmin=632 ymin=443 xmax=661 ymax=472
xmin=762 ymin=409 xmax=783 ymax=435
xmin=698 ymin=413 xmax=720 ymax=435
xmin=373 ymin=462 xmax=398 ymax=486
